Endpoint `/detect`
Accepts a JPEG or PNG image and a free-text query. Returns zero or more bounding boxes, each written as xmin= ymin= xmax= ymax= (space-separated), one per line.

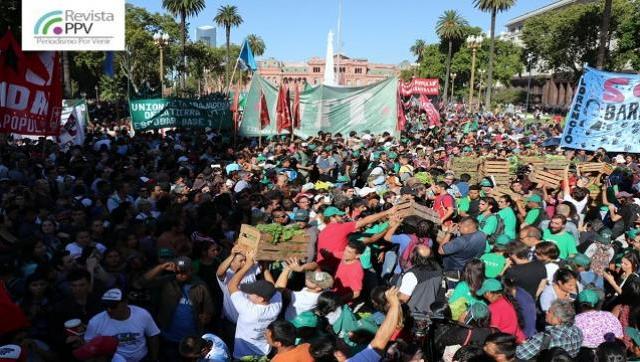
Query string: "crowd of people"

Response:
xmin=1 ymin=102 xmax=640 ymax=362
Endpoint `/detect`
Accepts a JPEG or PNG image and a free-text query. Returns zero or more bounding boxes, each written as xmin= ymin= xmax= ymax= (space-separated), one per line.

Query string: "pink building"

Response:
xmin=258 ymin=54 xmax=399 ymax=87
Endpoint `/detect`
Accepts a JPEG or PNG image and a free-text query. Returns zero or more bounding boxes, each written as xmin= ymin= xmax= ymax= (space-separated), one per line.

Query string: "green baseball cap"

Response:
xmin=467 ymin=302 xmax=490 ymax=322
xmin=388 ymin=151 xmax=398 ymax=160
xmin=480 ymin=253 xmax=507 ymax=278
xmin=158 ymin=248 xmax=175 ymax=259
xmin=480 ymin=179 xmax=493 ymax=187
xmin=257 ymin=155 xmax=267 ymax=162
xmin=577 ymin=289 xmax=599 ymax=307
xmin=292 ymin=311 xmax=319 ymax=328
xmin=352 ymin=150 xmax=360 ymax=157
xmin=526 ymin=194 xmax=543 ymax=203
xmin=476 ymin=278 xmax=503 ymax=296
xmin=625 ymin=327 xmax=640 ymax=347
xmin=308 ymin=144 xmax=317 ymax=151
xmin=568 ymin=253 xmax=591 ymax=268
xmin=626 ymin=229 xmax=640 ymax=239
xmin=336 ymin=175 xmax=350 ymax=183
xmin=323 ymin=206 xmax=346 ymax=217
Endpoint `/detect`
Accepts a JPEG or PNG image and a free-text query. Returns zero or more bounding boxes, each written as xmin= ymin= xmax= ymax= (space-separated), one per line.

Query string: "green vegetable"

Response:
xmin=256 ymin=223 xmax=305 ymax=245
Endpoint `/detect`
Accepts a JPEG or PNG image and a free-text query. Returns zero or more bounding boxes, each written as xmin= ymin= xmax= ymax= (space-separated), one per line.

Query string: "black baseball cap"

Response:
xmin=239 ymin=280 xmax=276 ymax=300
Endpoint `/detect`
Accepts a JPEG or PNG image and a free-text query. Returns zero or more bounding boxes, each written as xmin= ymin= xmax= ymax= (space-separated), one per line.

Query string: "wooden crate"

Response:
xmin=602 ymin=163 xmax=614 ymax=175
xmin=578 ymin=162 xmax=604 ymax=173
xmin=519 ymin=157 xmax=545 ymax=170
xmin=543 ymin=158 xmax=570 ymax=170
xmin=529 ymin=169 xmax=563 ymax=186
xmin=396 ymin=199 xmax=442 ymax=224
xmin=237 ymin=224 xmax=309 ymax=261
xmin=451 ymin=157 xmax=481 ymax=182
xmin=483 ymin=160 xmax=510 ymax=174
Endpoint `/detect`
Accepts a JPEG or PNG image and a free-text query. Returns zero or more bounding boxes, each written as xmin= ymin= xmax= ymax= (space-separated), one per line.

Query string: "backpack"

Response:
xmin=589 ymin=242 xmax=612 ymax=276
xmin=399 ymin=234 xmax=433 ymax=271
xmin=480 ymin=213 xmax=505 ymax=244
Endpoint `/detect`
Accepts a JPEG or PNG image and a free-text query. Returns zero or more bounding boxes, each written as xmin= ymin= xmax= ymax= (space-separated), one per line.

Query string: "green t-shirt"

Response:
xmin=458 ymin=196 xmax=471 ymax=213
xmin=542 ymin=229 xmax=578 ymax=259
xmin=524 ymin=208 xmax=542 ymax=226
xmin=449 ymin=281 xmax=481 ymax=306
xmin=480 ymin=252 xmax=507 ymax=278
xmin=477 ymin=213 xmax=498 ymax=236
xmin=497 ymin=207 xmax=517 ymax=240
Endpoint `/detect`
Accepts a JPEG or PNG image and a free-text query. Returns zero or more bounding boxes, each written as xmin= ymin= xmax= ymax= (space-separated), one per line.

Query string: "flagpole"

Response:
xmin=226 ymin=40 xmax=245 ymax=95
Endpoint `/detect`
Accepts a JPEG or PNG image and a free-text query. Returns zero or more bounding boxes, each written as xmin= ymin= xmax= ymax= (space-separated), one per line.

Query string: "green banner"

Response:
xmin=240 ymin=74 xmax=398 ymax=138
xmin=130 ymin=97 xmax=232 ymax=131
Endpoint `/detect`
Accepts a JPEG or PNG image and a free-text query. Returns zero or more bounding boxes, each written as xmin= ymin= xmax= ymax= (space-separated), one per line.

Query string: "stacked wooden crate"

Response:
xmin=451 ymin=157 xmax=481 ymax=183
xmin=480 ymin=159 xmax=512 ymax=187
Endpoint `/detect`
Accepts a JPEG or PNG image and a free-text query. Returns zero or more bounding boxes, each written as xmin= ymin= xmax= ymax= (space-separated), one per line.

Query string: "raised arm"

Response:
xmin=369 ymin=287 xmax=402 ymax=352
xmin=355 ymin=207 xmax=394 ymax=230
xmin=228 ymin=250 xmax=256 ymax=294
xmin=216 ymin=245 xmax=242 ymax=280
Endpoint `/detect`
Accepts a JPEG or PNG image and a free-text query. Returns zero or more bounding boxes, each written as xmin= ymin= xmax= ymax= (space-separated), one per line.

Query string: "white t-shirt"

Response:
xmin=217 ymin=266 xmax=260 ymax=323
xmin=84 ymin=305 xmax=161 ymax=362
xmin=230 ymin=291 xmax=282 ymax=359
xmin=563 ymin=194 xmax=588 ymax=216
xmin=398 ymin=273 xmax=419 ymax=296
xmin=284 ymin=288 xmax=320 ymax=321
xmin=544 ymin=262 xmax=560 ymax=285
xmin=65 ymin=242 xmax=107 ymax=259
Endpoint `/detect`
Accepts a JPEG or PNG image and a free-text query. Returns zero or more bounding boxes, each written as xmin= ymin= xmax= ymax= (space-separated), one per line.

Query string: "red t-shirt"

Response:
xmin=317 ymin=221 xmax=357 ymax=271
xmin=434 ymin=193 xmax=454 ymax=224
xmin=489 ymin=296 xmax=526 ymax=343
xmin=333 ymin=260 xmax=364 ymax=299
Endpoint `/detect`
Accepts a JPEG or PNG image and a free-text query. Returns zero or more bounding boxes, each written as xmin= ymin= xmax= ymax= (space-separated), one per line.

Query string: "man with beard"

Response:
xmin=542 ymin=215 xmax=578 ymax=260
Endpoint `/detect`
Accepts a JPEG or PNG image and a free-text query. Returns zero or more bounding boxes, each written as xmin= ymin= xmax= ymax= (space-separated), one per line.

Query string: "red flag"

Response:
xmin=293 ymin=84 xmax=301 ymax=129
xmin=420 ymin=94 xmax=441 ymax=127
xmin=231 ymin=84 xmax=240 ymax=130
xmin=397 ymin=87 xmax=407 ymax=131
xmin=276 ymin=83 xmax=292 ymax=133
xmin=0 ymin=31 xmax=62 ymax=136
xmin=259 ymin=90 xmax=271 ymax=129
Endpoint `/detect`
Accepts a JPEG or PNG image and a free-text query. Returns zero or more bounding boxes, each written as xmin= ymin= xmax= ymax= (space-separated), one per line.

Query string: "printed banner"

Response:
xmin=57 ymin=99 xmax=88 ymax=149
xmin=129 ymin=97 xmax=232 ymax=131
xmin=398 ymin=78 xmax=440 ymax=97
xmin=240 ymin=74 xmax=398 ymax=138
xmin=0 ymin=31 xmax=62 ymax=136
xmin=560 ymin=66 xmax=640 ymax=152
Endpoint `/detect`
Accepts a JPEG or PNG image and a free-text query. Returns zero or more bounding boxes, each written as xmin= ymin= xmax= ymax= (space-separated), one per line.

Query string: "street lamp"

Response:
xmin=450 ymin=73 xmax=457 ymax=102
xmin=466 ymin=34 xmax=483 ymax=110
xmin=477 ymin=68 xmax=486 ymax=110
xmin=153 ymin=31 xmax=170 ymax=98
xmin=525 ymin=53 xmax=534 ymax=113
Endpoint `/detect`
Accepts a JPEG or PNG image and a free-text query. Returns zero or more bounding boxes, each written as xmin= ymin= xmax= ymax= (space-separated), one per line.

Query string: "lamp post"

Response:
xmin=94 ymin=85 xmax=99 ymax=102
xmin=525 ymin=53 xmax=534 ymax=113
xmin=153 ymin=31 xmax=170 ymax=98
xmin=450 ymin=72 xmax=457 ymax=102
xmin=466 ymin=34 xmax=483 ymax=110
xmin=477 ymin=69 xmax=486 ymax=110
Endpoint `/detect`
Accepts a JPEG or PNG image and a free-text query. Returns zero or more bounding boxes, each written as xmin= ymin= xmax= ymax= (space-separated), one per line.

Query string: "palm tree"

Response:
xmin=596 ymin=0 xmax=613 ymax=69
xmin=474 ymin=0 xmax=516 ymax=109
xmin=247 ymin=34 xmax=266 ymax=57
xmin=410 ymin=39 xmax=427 ymax=63
xmin=436 ymin=10 xmax=468 ymax=104
xmin=214 ymin=5 xmax=243 ymax=87
xmin=162 ymin=0 xmax=206 ymax=67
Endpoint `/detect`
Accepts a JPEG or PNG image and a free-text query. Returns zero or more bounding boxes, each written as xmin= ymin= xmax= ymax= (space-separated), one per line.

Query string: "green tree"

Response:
xmin=0 ymin=0 xmax=20 ymax=39
xmin=520 ymin=0 xmax=631 ymax=80
xmin=436 ymin=10 xmax=468 ymax=103
xmin=214 ymin=5 xmax=244 ymax=88
xmin=410 ymin=39 xmax=427 ymax=63
xmin=473 ymin=0 xmax=516 ymax=109
xmin=247 ymin=34 xmax=266 ymax=57
xmin=162 ymin=0 xmax=206 ymax=74
xmin=596 ymin=0 xmax=613 ymax=69
xmin=415 ymin=43 xmax=447 ymax=80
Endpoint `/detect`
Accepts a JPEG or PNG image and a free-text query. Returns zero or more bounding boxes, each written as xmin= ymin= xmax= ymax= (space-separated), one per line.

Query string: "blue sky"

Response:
xmin=129 ymin=0 xmax=552 ymax=64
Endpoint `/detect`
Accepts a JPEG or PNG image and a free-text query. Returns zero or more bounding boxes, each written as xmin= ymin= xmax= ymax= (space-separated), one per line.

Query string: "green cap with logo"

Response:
xmin=625 ymin=327 xmax=640 ymax=347
xmin=323 ymin=206 xmax=346 ymax=217
xmin=568 ymin=253 xmax=591 ymax=268
xmin=476 ymin=278 xmax=503 ymax=296
xmin=526 ymin=194 xmax=543 ymax=203
xmin=480 ymin=179 xmax=493 ymax=187
xmin=480 ymin=253 xmax=507 ymax=278
xmin=577 ymin=289 xmax=599 ymax=307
